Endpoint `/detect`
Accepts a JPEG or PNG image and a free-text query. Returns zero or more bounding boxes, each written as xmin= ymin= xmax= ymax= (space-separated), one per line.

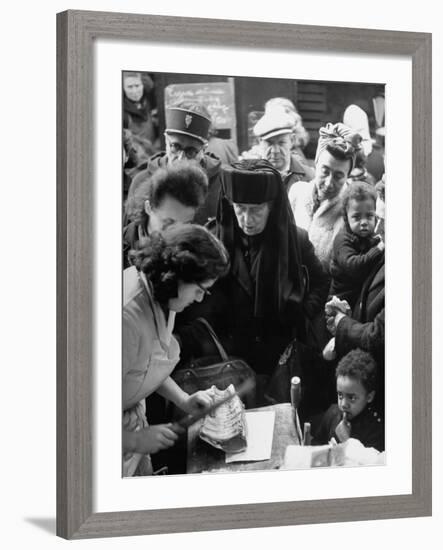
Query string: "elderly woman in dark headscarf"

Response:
xmin=289 ymin=123 xmax=362 ymax=272
xmin=177 ymin=159 xmax=329 ymax=402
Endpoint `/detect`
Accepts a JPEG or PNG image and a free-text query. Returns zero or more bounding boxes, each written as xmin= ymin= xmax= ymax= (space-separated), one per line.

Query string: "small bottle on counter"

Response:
xmin=290 ymin=376 xmax=303 ymax=443
xmin=303 ymin=422 xmax=312 ymax=446
xmin=290 ymin=376 xmax=301 ymax=409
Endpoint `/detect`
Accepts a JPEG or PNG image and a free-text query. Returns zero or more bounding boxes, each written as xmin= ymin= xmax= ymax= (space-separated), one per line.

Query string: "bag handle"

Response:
xmin=195 ymin=317 xmax=229 ymax=362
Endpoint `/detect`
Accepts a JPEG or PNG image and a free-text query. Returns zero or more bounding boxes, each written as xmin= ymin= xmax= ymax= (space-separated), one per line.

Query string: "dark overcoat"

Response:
xmin=177 ymin=225 xmax=329 ymax=376
xmin=335 ymin=260 xmax=385 ymax=366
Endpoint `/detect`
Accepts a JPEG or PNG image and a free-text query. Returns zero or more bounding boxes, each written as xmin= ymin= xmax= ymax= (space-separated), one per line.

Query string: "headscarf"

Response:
xmin=218 ymin=159 xmax=305 ymax=322
xmin=315 ymin=122 xmax=362 ymax=173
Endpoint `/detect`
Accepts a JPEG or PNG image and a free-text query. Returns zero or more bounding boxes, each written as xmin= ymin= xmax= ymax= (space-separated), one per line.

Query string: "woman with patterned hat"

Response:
xmin=289 ymin=122 xmax=362 ymax=272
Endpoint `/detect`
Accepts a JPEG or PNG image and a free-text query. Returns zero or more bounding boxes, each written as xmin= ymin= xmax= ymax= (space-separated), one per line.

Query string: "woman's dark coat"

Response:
xmin=335 ymin=259 xmax=385 ymax=366
xmin=176 ymin=167 xmax=329 ymax=376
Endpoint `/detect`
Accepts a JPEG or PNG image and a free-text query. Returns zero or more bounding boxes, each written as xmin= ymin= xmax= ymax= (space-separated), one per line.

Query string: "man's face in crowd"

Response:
xmin=315 ymin=150 xmax=351 ymax=201
xmin=233 ymin=202 xmax=272 ymax=236
xmin=145 ymin=196 xmax=196 ymax=233
xmin=259 ymin=133 xmax=292 ymax=172
xmin=123 ymin=75 xmax=144 ymax=102
xmin=165 ymin=132 xmax=206 ymax=164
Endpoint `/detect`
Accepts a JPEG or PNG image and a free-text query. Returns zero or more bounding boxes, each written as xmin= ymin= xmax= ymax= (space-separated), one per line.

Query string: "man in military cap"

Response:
xmin=253 ymin=108 xmax=314 ymax=194
xmin=126 ymin=101 xmax=223 ymax=226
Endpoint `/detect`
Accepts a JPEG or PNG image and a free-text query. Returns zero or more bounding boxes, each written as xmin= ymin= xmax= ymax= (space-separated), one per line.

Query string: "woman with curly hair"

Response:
xmin=122 ymin=223 xmax=229 ymax=476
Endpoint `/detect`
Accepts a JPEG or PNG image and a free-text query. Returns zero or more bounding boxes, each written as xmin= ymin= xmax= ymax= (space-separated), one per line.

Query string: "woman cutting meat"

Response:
xmin=122 ymin=223 xmax=229 ymax=476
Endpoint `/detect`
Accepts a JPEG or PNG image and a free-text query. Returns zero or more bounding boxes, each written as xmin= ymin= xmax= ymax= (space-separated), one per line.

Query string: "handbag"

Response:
xmin=265 ymin=337 xmax=322 ymax=401
xmin=265 ymin=336 xmax=336 ymax=422
xmin=265 ymin=338 xmax=304 ymax=405
xmin=172 ymin=318 xmax=256 ymax=410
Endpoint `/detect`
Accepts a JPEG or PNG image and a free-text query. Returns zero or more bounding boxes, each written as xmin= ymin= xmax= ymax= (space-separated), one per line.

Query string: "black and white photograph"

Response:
xmin=2 ymin=0 xmax=438 ymax=544
xmin=122 ymin=71 xmax=386 ymax=477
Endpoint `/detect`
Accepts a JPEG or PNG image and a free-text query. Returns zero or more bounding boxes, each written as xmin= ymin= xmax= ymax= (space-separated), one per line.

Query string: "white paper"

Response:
xmin=225 ymin=411 xmax=275 ymax=463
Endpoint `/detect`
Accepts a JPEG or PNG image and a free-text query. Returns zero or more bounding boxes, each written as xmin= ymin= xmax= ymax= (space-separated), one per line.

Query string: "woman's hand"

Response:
xmin=183 ymin=389 xmax=215 ymax=414
xmin=129 ymin=424 xmax=179 ymax=455
xmin=334 ymin=311 xmax=347 ymax=329
xmin=325 ymin=296 xmax=350 ymax=335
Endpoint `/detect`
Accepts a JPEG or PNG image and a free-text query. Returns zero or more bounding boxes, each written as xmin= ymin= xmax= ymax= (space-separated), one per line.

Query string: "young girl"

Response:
xmin=314 ymin=348 xmax=384 ymax=452
xmin=323 ymin=181 xmax=384 ymax=360
xmin=329 ymin=181 xmax=384 ymax=309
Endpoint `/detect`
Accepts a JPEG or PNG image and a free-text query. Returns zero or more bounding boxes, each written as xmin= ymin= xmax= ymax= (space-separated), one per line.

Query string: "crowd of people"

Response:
xmin=122 ymin=79 xmax=386 ymax=476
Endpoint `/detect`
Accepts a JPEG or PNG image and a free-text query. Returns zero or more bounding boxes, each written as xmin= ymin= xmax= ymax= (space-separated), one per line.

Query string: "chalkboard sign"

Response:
xmin=164 ymin=82 xmax=236 ymax=130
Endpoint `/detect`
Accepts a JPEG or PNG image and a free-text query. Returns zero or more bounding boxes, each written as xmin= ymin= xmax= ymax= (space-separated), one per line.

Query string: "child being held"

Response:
xmin=322 ymin=182 xmax=384 ymax=360
xmin=329 ymin=181 xmax=384 ymax=308
xmin=313 ymin=348 xmax=384 ymax=452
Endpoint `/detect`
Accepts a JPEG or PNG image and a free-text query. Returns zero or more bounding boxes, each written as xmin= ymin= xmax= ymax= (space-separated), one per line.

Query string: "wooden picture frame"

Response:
xmin=56 ymin=9 xmax=432 ymax=539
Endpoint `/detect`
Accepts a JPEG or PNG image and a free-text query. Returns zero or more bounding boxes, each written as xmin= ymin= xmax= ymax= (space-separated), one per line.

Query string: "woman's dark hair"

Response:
xmin=129 ymin=223 xmax=229 ymax=303
xmin=336 ymin=348 xmax=377 ymax=393
xmin=341 ymin=181 xmax=377 ymax=227
xmin=125 ymin=161 xmax=208 ymax=225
